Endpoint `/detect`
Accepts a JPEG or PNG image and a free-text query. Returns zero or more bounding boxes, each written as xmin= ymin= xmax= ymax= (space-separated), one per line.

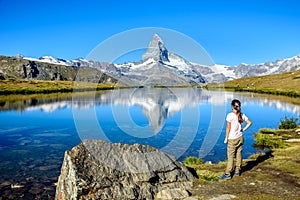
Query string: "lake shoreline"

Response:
xmin=1 ymin=80 xmax=300 ymax=103
xmin=226 ymin=86 xmax=300 ymax=97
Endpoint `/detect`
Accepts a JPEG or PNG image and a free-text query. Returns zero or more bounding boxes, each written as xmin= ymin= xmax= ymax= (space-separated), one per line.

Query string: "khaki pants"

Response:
xmin=225 ymin=136 xmax=244 ymax=174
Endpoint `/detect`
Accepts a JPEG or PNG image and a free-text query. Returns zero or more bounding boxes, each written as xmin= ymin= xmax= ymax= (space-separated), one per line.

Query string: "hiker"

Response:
xmin=220 ymin=99 xmax=252 ymax=179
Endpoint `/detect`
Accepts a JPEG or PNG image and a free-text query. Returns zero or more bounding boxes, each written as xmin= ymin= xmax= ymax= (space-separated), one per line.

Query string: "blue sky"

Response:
xmin=0 ymin=0 xmax=300 ymax=65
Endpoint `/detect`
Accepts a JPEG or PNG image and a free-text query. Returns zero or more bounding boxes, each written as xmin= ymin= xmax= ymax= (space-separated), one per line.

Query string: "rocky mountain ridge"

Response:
xmin=28 ymin=52 xmax=300 ymax=83
xmin=2 ymin=34 xmax=300 ymax=84
xmin=0 ymin=55 xmax=117 ymax=84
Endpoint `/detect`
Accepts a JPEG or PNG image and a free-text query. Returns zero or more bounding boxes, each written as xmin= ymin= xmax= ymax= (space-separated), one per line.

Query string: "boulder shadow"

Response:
xmin=186 ymin=166 xmax=199 ymax=178
xmin=241 ymin=150 xmax=274 ymax=173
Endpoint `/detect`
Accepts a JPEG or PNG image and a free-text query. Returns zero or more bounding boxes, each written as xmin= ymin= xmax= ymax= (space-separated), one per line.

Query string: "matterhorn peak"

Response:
xmin=142 ymin=34 xmax=170 ymax=62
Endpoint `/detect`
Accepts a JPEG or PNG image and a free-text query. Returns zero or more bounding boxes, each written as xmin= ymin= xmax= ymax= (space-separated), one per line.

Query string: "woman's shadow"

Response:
xmin=241 ymin=150 xmax=274 ymax=173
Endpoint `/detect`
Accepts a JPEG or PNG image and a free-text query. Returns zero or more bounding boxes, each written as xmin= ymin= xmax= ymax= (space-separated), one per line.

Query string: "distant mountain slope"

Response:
xmin=0 ymin=56 xmax=117 ymax=84
xmin=192 ymin=54 xmax=300 ymax=82
xmin=221 ymin=69 xmax=300 ymax=97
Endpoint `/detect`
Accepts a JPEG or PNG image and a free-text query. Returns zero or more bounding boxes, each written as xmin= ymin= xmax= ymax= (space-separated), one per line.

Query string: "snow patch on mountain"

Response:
xmin=24 ymin=56 xmax=73 ymax=66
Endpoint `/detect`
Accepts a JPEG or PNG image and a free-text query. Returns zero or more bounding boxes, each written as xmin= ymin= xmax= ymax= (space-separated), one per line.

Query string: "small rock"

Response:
xmin=249 ymin=182 xmax=255 ymax=186
xmin=205 ymin=161 xmax=213 ymax=165
xmin=256 ymin=168 xmax=262 ymax=172
xmin=1 ymin=181 xmax=12 ymax=187
xmin=25 ymin=177 xmax=35 ymax=182
xmin=44 ymin=186 xmax=54 ymax=191
xmin=27 ymin=165 xmax=36 ymax=169
xmin=285 ymin=138 xmax=300 ymax=143
xmin=184 ymin=197 xmax=199 ymax=200
xmin=38 ymin=165 xmax=57 ymax=171
xmin=11 ymin=183 xmax=25 ymax=189
xmin=209 ymin=194 xmax=236 ymax=200
xmin=155 ymin=188 xmax=190 ymax=199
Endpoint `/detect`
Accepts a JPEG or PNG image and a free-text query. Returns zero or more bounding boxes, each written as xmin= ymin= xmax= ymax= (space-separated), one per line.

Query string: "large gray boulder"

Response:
xmin=55 ymin=140 xmax=195 ymax=200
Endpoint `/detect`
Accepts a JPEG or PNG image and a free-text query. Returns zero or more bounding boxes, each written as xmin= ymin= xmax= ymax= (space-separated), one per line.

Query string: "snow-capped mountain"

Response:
xmin=112 ymin=34 xmax=206 ymax=86
xmin=235 ymin=55 xmax=300 ymax=77
xmin=192 ymin=54 xmax=300 ymax=82
xmin=24 ymin=34 xmax=206 ymax=85
xmin=24 ymin=55 xmax=105 ymax=68
xmin=22 ymin=34 xmax=300 ymax=83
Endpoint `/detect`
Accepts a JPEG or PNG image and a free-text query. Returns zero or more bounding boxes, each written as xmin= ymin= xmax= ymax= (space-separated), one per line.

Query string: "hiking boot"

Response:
xmin=219 ymin=173 xmax=231 ymax=180
xmin=234 ymin=171 xmax=241 ymax=176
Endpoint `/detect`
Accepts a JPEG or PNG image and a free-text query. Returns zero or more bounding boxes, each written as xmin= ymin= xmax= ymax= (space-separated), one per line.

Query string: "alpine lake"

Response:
xmin=0 ymin=88 xmax=299 ymax=199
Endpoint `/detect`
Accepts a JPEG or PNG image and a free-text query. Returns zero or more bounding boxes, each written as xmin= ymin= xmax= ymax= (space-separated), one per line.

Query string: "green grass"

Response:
xmin=183 ymin=157 xmax=222 ymax=183
xmin=254 ymin=132 xmax=288 ymax=149
xmin=267 ymin=144 xmax=300 ymax=179
xmin=205 ymin=69 xmax=300 ymax=97
xmin=248 ymin=151 xmax=268 ymax=160
xmin=237 ymin=194 xmax=286 ymax=200
xmin=196 ymin=169 xmax=219 ymax=182
xmin=258 ymin=128 xmax=278 ymax=134
xmin=0 ymin=79 xmax=123 ymax=95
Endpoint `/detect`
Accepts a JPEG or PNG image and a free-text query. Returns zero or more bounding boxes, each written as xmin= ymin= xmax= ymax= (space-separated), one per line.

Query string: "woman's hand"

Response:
xmin=224 ymin=137 xmax=228 ymax=144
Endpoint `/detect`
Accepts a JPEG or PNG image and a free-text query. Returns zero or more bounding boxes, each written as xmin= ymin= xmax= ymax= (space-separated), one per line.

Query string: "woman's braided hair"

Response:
xmin=231 ymin=99 xmax=243 ymax=124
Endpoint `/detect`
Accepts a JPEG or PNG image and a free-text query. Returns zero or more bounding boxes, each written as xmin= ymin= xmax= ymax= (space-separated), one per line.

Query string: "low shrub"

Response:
xmin=183 ymin=156 xmax=204 ymax=166
xmin=278 ymin=116 xmax=298 ymax=129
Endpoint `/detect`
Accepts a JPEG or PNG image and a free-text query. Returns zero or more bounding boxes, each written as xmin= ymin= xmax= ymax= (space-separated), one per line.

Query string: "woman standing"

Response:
xmin=220 ymin=99 xmax=252 ymax=180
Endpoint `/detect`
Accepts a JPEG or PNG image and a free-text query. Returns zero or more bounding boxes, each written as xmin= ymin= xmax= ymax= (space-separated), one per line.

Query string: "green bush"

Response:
xmin=254 ymin=133 xmax=287 ymax=149
xmin=278 ymin=116 xmax=298 ymax=129
xmin=183 ymin=156 xmax=204 ymax=166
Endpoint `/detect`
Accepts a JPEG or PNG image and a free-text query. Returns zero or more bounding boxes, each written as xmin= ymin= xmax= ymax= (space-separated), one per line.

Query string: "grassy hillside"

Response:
xmin=0 ymin=79 xmax=121 ymax=95
xmin=207 ymin=69 xmax=300 ymax=97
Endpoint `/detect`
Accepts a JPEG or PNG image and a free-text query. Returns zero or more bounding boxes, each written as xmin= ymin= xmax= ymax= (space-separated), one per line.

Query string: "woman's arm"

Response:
xmin=226 ymin=121 xmax=231 ymax=138
xmin=224 ymin=121 xmax=231 ymax=143
xmin=242 ymin=119 xmax=252 ymax=132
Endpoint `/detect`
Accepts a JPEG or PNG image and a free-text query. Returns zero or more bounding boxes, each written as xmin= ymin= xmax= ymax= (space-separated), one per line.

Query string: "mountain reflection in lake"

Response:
xmin=0 ymin=88 xmax=299 ymax=198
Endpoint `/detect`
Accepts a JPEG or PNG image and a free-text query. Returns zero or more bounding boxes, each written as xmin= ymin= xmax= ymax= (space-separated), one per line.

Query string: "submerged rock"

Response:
xmin=55 ymin=140 xmax=195 ymax=200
